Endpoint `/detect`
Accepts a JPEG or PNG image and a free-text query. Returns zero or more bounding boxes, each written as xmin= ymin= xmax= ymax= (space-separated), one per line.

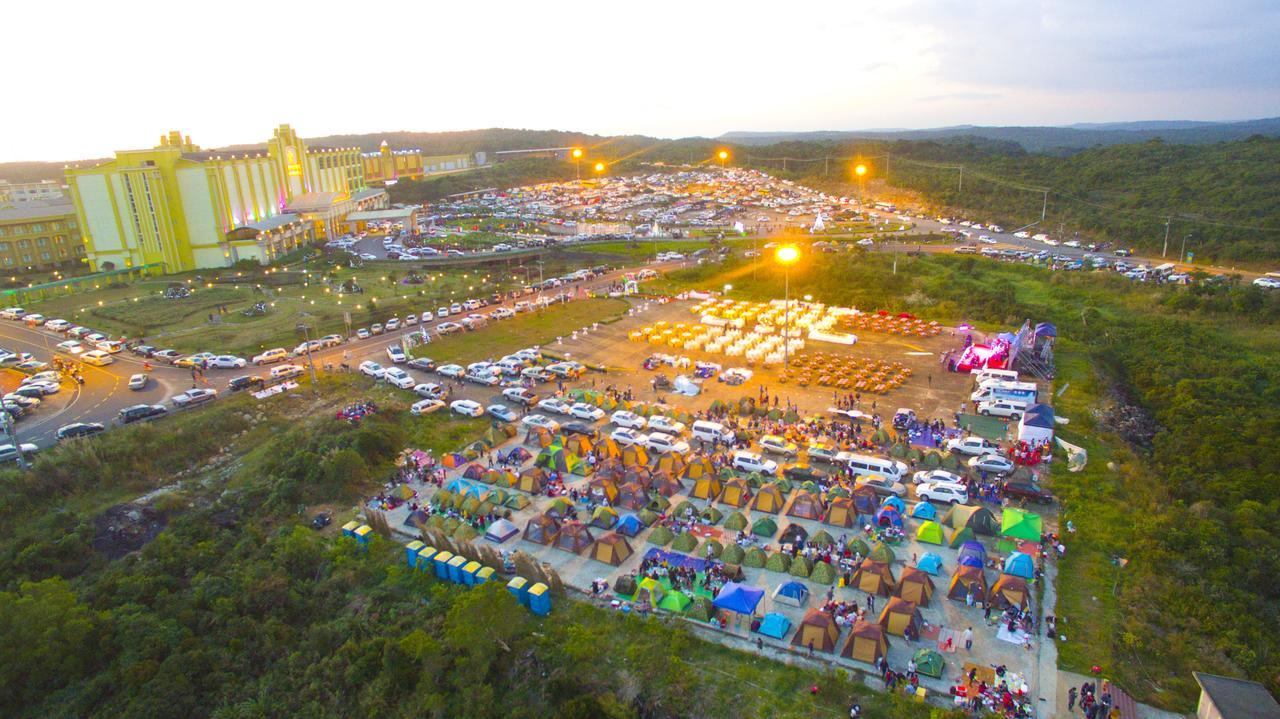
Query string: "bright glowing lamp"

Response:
xmin=775 ymin=245 xmax=800 ymax=265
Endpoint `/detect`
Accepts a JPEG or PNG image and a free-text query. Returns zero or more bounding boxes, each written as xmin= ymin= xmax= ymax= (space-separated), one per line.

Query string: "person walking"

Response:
xmin=963 ymin=627 xmax=974 ymax=651
xmin=1068 ymin=687 xmax=1078 ymax=713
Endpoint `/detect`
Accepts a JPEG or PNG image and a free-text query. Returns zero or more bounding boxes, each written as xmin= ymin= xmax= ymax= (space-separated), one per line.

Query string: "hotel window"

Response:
xmin=21 ymin=254 xmax=31 ymax=263
xmin=57 ymin=249 xmax=66 ymax=258
xmin=16 ymin=239 xmax=30 ymax=249
xmin=40 ymin=252 xmax=50 ymax=262
xmin=1 ymin=257 xmax=11 ymax=266
xmin=29 ymin=223 xmax=43 ymax=232
xmin=37 ymin=237 xmax=48 ymax=247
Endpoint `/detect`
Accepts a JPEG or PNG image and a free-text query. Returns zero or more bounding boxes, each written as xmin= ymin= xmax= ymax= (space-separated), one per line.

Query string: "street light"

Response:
xmin=572 ymin=147 xmax=583 ymax=181
xmin=717 ymin=149 xmax=729 ymax=169
xmin=854 ymin=163 xmax=868 ymax=205
xmin=775 ymin=245 xmax=800 ymax=368
xmin=594 ymin=161 xmax=606 ymax=174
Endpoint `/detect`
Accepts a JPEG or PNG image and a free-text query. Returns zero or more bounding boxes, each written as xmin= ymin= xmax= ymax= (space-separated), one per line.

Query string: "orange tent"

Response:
xmin=850 ymin=558 xmax=896 ymax=596
xmin=587 ymin=477 xmax=619 ymax=504
xmin=790 ymin=608 xmax=840 ymax=653
xmin=750 ymin=483 xmax=786 ymax=514
xmin=718 ymin=477 xmax=754 ymax=507
xmin=877 ymin=597 xmax=922 ymax=637
xmin=824 ymin=496 xmax=858 ymax=528
xmin=895 ymin=566 xmax=936 ymax=606
xmin=841 ymin=619 xmax=889 ymax=665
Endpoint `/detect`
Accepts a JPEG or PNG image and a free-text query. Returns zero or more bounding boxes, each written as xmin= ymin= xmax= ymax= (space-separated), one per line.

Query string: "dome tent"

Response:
xmin=589 ymin=532 xmax=635 ymax=566
xmin=946 ymin=565 xmax=989 ymax=603
xmin=915 ymin=552 xmax=944 ymax=576
xmin=913 ymin=648 xmax=945 ymax=678
xmin=757 ymin=612 xmax=791 ymax=639
xmin=991 ymin=573 xmax=1031 ymax=609
xmin=773 ymin=580 xmax=810 ymax=607
xmin=916 ymin=520 xmax=945 ymax=545
xmin=523 ymin=514 xmax=560 ymax=545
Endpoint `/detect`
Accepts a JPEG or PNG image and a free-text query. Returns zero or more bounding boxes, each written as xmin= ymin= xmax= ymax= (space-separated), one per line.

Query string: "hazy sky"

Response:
xmin=5 ymin=0 xmax=1278 ymax=162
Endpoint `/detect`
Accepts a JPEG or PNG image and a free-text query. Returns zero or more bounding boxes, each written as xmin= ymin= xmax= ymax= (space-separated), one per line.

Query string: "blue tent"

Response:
xmin=445 ymin=478 xmax=472 ymax=495
xmin=758 ymin=612 xmax=792 ymax=639
xmin=916 ymin=552 xmax=943 ymax=575
xmin=958 ymin=553 xmax=985 ymax=568
xmin=774 ymin=580 xmax=810 ymax=607
xmin=1034 ymin=322 xmax=1057 ymax=338
xmin=1003 ymin=551 xmax=1035 ymax=579
xmin=909 ymin=502 xmax=938 ymax=520
xmin=959 ymin=540 xmax=987 ymax=561
xmin=615 ymin=513 xmax=645 ymax=537
xmin=881 ymin=496 xmax=906 ymax=513
xmin=874 ymin=506 xmax=903 ymax=528
xmin=713 ymin=582 xmax=765 ymax=615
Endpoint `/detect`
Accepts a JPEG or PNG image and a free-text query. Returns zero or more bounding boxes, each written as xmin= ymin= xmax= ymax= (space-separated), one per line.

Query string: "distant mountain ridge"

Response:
xmin=720 ymin=117 xmax=1280 ymax=152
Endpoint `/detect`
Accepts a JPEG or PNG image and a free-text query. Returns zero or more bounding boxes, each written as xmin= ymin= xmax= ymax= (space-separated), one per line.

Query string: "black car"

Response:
xmin=311 ymin=512 xmax=332 ymax=530
xmin=56 ymin=422 xmax=105 ymax=441
xmin=1001 ymin=480 xmax=1053 ymax=504
xmin=118 ymin=404 xmax=168 ymax=424
xmin=407 ymin=357 xmax=436 ymax=372
xmin=227 ymin=375 xmax=265 ymax=392
xmin=561 ymin=422 xmax=598 ymax=438
xmin=783 ymin=465 xmax=829 ymax=483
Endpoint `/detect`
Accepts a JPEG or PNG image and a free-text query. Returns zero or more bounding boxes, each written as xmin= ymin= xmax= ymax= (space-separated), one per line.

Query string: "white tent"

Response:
xmin=1017 ymin=403 xmax=1055 ymax=444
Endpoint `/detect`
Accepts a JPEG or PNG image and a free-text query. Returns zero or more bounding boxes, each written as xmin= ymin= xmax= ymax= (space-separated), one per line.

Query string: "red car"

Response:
xmin=1002 ymin=480 xmax=1053 ymax=504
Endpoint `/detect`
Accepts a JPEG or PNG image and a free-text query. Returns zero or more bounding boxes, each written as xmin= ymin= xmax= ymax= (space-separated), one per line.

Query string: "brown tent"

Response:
xmin=616 ymin=481 xmax=650 ymax=510
xmin=750 ymin=483 xmax=786 ymax=514
xmin=594 ymin=457 xmax=624 ymax=479
xmin=786 ymin=490 xmax=825 ymax=520
xmin=841 ymin=619 xmax=889 ymax=665
xmin=587 ymin=477 xmax=619 ymax=504
xmin=526 ymin=425 xmax=555 ymax=447
xmin=790 ymin=608 xmax=840 ymax=653
xmin=690 ymin=476 xmax=724 ymax=501
xmin=589 ymin=532 xmax=635 ymax=566
xmin=946 ymin=565 xmax=989 ymax=603
xmin=648 ymin=471 xmax=684 ymax=497
xmin=895 ymin=566 xmax=936 ymax=606
xmin=824 ymin=496 xmax=858 ymax=528
xmin=850 ymin=558 xmax=896 ymax=596
xmin=877 ymin=597 xmax=922 ymax=637
xmin=990 ymin=573 xmax=1030 ymax=609
xmin=523 ymin=514 xmax=560 ymax=545
xmin=553 ymin=521 xmax=595 ymax=554
xmin=517 ymin=467 xmax=548 ymax=494
xmin=718 ymin=477 xmax=754 ymax=508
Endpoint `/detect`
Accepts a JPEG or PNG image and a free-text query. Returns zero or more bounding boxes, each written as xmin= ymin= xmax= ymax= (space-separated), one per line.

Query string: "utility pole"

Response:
xmin=1161 ymin=217 xmax=1170 ymax=258
xmin=824 ymin=156 xmax=829 ymax=175
xmin=958 ymin=166 xmax=964 ymax=193
xmin=297 ymin=322 xmax=318 ymax=395
xmin=782 ymin=158 xmax=788 ymax=172
xmin=1041 ymin=190 xmax=1049 ymax=222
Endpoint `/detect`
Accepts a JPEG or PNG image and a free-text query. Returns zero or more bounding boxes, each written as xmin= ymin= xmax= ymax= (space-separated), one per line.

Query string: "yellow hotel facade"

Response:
xmin=66 ymin=124 xmax=388 ymax=272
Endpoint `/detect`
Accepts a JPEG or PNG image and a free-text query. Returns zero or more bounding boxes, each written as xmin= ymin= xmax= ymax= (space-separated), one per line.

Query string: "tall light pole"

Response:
xmin=775 ymin=245 xmax=800 ymax=368
xmin=572 ymin=147 xmax=583 ymax=182
xmin=717 ymin=149 xmax=729 ymax=170
xmin=854 ymin=163 xmax=868 ymax=206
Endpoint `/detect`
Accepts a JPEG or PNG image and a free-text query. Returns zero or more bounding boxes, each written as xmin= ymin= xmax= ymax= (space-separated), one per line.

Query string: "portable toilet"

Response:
xmin=527 ymin=582 xmax=551 ymax=616
xmin=405 ymin=540 xmax=425 ymax=568
xmin=433 ymin=550 xmax=455 ymax=580
xmin=474 ymin=566 xmax=495 ymax=585
xmin=415 ymin=546 xmax=437 ymax=572
xmin=341 ymin=520 xmax=360 ymax=538
xmin=462 ymin=561 xmax=483 ymax=586
xmin=447 ymin=554 xmax=468 ymax=583
xmin=507 ymin=576 xmax=529 ymax=606
xmin=353 ymin=525 xmax=374 ymax=547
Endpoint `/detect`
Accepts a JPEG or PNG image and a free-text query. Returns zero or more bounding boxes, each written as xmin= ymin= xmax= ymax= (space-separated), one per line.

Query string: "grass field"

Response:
xmin=412 ymin=296 xmax=631 ymax=364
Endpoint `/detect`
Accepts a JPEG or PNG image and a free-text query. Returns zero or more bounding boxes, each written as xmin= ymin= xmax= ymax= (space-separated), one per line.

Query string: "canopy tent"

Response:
xmin=772 ymin=580 xmax=811 ymax=607
xmin=589 ymin=532 xmax=635 ymax=566
xmin=909 ymin=501 xmax=938 ymax=520
xmin=718 ymin=477 xmax=754 ymax=507
xmin=713 ymin=582 xmax=765 ymax=615
xmin=1017 ymin=403 xmax=1055 ymax=444
xmin=590 ymin=506 xmax=620 ymax=530
xmin=751 ymin=516 xmax=778 ymax=538
xmin=942 ymin=504 xmax=999 ymax=536
xmin=825 ymin=497 xmax=858 ymax=528
xmin=915 ymin=552 xmax=944 ymax=576
xmin=851 ymin=558 xmax=896 ymax=596
xmin=523 ymin=514 xmax=560 ymax=545
xmin=484 ymin=518 xmax=519 ymax=543
xmin=657 ymin=589 xmax=693 ymax=613
xmin=913 ymin=648 xmax=945 ymax=678
xmin=615 ymin=513 xmax=645 ymax=537
xmin=750 ymin=483 xmax=786 ymax=514
xmin=841 ymin=619 xmax=889 ymax=665
xmin=691 ymin=476 xmax=724 ymax=501
xmin=1003 ymin=551 xmax=1036 ymax=579
xmin=554 ymin=522 xmax=595 ymax=554
xmin=990 ymin=573 xmax=1031 ymax=609
xmin=895 ymin=566 xmax=936 ymax=606
xmin=786 ymin=490 xmax=825 ymax=520
xmin=791 ymin=608 xmax=840 ymax=653
xmin=1034 ymin=321 xmax=1057 ymax=338
xmin=946 ymin=565 xmax=989 ymax=603
xmin=757 ymin=612 xmax=792 ymax=639
xmin=915 ymin=520 xmax=945 ymax=545
xmin=878 ymin=597 xmax=922 ymax=637
xmin=1001 ymin=507 xmax=1044 ymax=542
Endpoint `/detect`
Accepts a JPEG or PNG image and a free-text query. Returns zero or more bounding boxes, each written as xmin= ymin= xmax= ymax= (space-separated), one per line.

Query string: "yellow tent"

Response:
xmin=990 ymin=573 xmax=1030 ymax=609
xmin=517 ymin=467 xmax=548 ymax=494
xmin=790 ymin=608 xmax=840 ymax=653
xmin=750 ymin=483 xmax=786 ymax=514
xmin=589 ymin=532 xmax=635 ymax=566
xmin=683 ymin=455 xmax=714 ymax=480
xmin=621 ymin=444 xmax=650 ymax=467
xmin=946 ymin=565 xmax=989 ymax=603
xmin=690 ymin=476 xmax=724 ymax=501
xmin=596 ymin=438 xmax=622 ymax=459
xmin=587 ymin=477 xmax=619 ymax=504
xmin=564 ymin=434 xmax=594 ymax=456
xmin=878 ymin=597 xmax=922 ymax=637
xmin=824 ymin=497 xmax=858 ymax=528
xmin=851 ymin=558 xmax=896 ymax=596
xmin=895 ymin=567 xmax=936 ymax=606
xmin=718 ymin=477 xmax=754 ymax=508
xmin=527 ymin=426 xmax=555 ymax=447
xmin=653 ymin=453 xmax=686 ymax=476
xmin=841 ymin=619 xmax=889 ymax=665
xmin=484 ymin=468 xmax=517 ymax=486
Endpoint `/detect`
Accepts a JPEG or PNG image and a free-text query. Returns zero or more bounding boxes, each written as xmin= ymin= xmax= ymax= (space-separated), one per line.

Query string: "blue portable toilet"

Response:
xmin=462 ymin=560 xmax=483 ymax=586
xmin=474 ymin=566 xmax=495 ymax=585
xmin=433 ymin=550 xmax=455 ymax=580
xmin=527 ymin=582 xmax=551 ymax=616
xmin=447 ymin=554 xmax=468 ymax=583
xmin=341 ymin=520 xmax=360 ymax=538
xmin=405 ymin=540 xmax=425 ymax=568
xmin=353 ymin=525 xmax=374 ymax=547
xmin=415 ymin=546 xmax=437 ymax=572
xmin=507 ymin=576 xmax=529 ymax=606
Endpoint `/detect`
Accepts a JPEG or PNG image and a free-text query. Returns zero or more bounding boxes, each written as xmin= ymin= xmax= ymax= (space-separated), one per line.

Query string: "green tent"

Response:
xmin=846 ymin=538 xmax=871 ymax=557
xmin=869 ymin=541 xmax=896 ymax=564
xmin=948 ymin=526 xmax=976 ymax=548
xmin=504 ymin=494 xmax=531 ymax=510
xmin=687 ymin=595 xmax=717 ymax=622
xmin=699 ymin=505 xmax=724 ymax=524
xmin=921 ymin=451 xmax=942 ymax=468
xmin=648 ymin=495 xmax=672 ymax=512
xmin=810 ymin=561 xmax=837 ymax=585
xmin=433 ymin=489 xmax=455 ymax=507
xmin=671 ymin=531 xmax=700 ymax=553
xmin=723 ymin=512 xmax=749 ymax=531
xmin=788 ymin=555 xmax=813 ymax=578
xmin=751 ymin=516 xmax=779 ymax=538
xmin=913 ymin=648 xmax=945 ymax=678
xmin=827 ymin=486 xmax=849 ymax=499
xmin=721 ymin=544 xmax=746 ymax=565
xmin=743 ymin=547 xmax=768 ymax=568
xmin=916 ymin=520 xmax=945 ymax=545
xmin=889 ymin=443 xmax=908 ymax=458
xmin=809 ymin=530 xmax=836 ymax=547
xmin=658 ymin=590 xmax=693 ymax=613
xmin=637 ymin=509 xmax=660 ymax=526
xmin=702 ymin=539 xmax=724 ymax=559
xmin=453 ymin=523 xmax=478 ymax=542
xmin=765 ymin=552 xmax=791 ymax=572
xmin=1001 ymin=508 xmax=1043 ymax=542
xmin=647 ymin=526 xmax=675 ymax=546
xmin=872 ymin=428 xmax=891 ymax=445
xmin=671 ymin=500 xmax=696 ymax=518
xmin=906 ymin=447 xmax=923 ymax=461
xmin=443 ymin=517 xmax=461 ymax=533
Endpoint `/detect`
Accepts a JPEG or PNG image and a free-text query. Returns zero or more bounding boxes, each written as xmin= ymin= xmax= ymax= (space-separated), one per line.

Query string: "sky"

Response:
xmin=4 ymin=0 xmax=1279 ymax=162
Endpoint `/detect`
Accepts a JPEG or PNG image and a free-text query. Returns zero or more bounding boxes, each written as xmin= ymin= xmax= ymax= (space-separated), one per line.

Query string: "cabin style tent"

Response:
xmin=691 ymin=476 xmax=724 ymax=501
xmin=942 ymin=504 xmax=999 ymax=536
xmin=990 ymin=573 xmax=1031 ymax=609
xmin=878 ymin=597 xmax=923 ymax=637
xmin=648 ymin=472 xmax=684 ymax=497
xmin=841 ymin=619 xmax=889 ymax=665
xmin=946 ymin=565 xmax=989 ymax=603
xmin=616 ymin=482 xmax=650 ymax=511
xmin=773 ymin=580 xmax=811 ymax=607
xmin=851 ymin=558 xmax=896 ymax=596
xmin=587 ymin=477 xmax=620 ymax=505
xmin=553 ymin=521 xmax=595 ymax=554
xmin=751 ymin=483 xmax=786 ymax=514
xmin=523 ymin=514 xmax=560 ymax=545
xmin=589 ymin=532 xmax=635 ymax=566
xmin=516 ymin=467 xmax=548 ymax=494
xmin=786 ymin=490 xmax=825 ymax=520
xmin=791 ymin=608 xmax=840 ymax=653
xmin=825 ymin=496 xmax=858 ymax=528
xmin=896 ymin=566 xmax=937 ymax=606
xmin=718 ymin=477 xmax=754 ymax=507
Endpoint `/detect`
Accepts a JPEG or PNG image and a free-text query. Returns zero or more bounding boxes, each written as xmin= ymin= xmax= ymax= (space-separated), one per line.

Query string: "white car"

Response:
xmin=436 ymin=364 xmax=465 ymax=378
xmin=465 ymin=371 xmax=500 ymax=386
xmin=968 ymin=454 xmax=1016 ymax=476
xmin=410 ymin=398 xmax=445 ymax=416
xmin=912 ymin=469 xmax=965 ymax=486
xmin=491 ymin=307 xmax=515 ymax=319
xmin=383 ymin=367 xmax=415 ymax=389
xmin=386 ymin=346 xmax=407 ymax=364
xmin=385 ymin=318 xmax=400 ymax=331
xmin=0 ymin=443 xmax=39 ymax=463
xmin=207 ymin=355 xmax=247 ymax=369
xmin=502 ymin=387 xmax=538 ymax=406
xmin=856 ymin=238 xmax=874 ymax=247
xmin=55 ymin=340 xmax=85 ymax=355
xmin=610 ymin=427 xmax=649 ymax=447
xmin=81 ymin=350 xmax=114 ymax=366
xmin=414 ymin=383 xmax=447 ymax=399
xmin=731 ymin=450 xmax=777 ymax=474
xmin=1252 ymin=277 xmax=1280 ymax=289
xmin=645 ymin=416 xmax=686 ymax=435
xmin=172 ymin=388 xmax=217 ymax=407
xmin=945 ymin=436 xmax=1001 ymax=456
xmin=644 ymin=431 xmax=690 ymax=455
xmin=356 ymin=328 xmax=371 ymax=340
xmin=450 ymin=399 xmax=484 ymax=417
xmin=358 ymin=361 xmax=387 ymax=379
xmin=521 ymin=414 xmax=560 ymax=432
xmin=917 ymin=481 xmax=969 ymax=505
xmin=569 ymin=403 xmax=604 ymax=421
xmin=977 ymin=399 xmax=1026 ymax=419
xmin=487 ymin=404 xmax=518 ymax=422
xmin=610 ymin=410 xmax=646 ymax=429
xmin=253 ymin=348 xmax=288 ymax=365
xmin=537 ymin=398 xmax=572 ymax=415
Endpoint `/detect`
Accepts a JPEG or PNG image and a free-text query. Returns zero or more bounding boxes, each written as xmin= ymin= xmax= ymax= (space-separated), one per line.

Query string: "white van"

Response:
xmin=691 ymin=420 xmax=735 ymax=444
xmin=841 ymin=452 xmax=909 ymax=483
xmin=270 ymin=364 xmax=305 ymax=381
xmin=972 ymin=368 xmax=1018 ymax=385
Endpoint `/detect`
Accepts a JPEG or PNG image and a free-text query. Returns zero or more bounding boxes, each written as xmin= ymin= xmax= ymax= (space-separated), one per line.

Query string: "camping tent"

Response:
xmin=874 ymin=506 xmax=903 ymax=528
xmin=589 ymin=532 xmax=635 ymax=566
xmin=483 ymin=468 xmax=517 ymax=487
xmin=915 ymin=552 xmax=944 ymax=576
xmin=713 ymin=582 xmax=764 ymax=616
xmin=637 ymin=577 xmax=665 ymax=604
xmin=948 ymin=526 xmax=976 ymax=548
xmin=653 ymin=453 xmax=686 ymax=476
xmin=758 ymin=612 xmax=792 ymax=639
xmin=841 ymin=619 xmax=889 ymax=665
xmin=657 ymin=589 xmax=693 ymax=613
xmin=895 ymin=566 xmax=936 ymax=606
xmin=590 ymin=506 xmax=620 ymax=530
xmin=683 ymin=455 xmax=714 ymax=479
xmin=751 ymin=516 xmax=778 ymax=538
xmin=779 ymin=523 xmax=809 ymax=546
xmin=786 ymin=490 xmax=825 ymax=520
xmin=909 ymin=501 xmax=938 ymax=520
xmin=553 ymin=522 xmax=595 ymax=554
xmin=1003 ymin=551 xmax=1036 ymax=579
xmin=913 ymin=648 xmax=945 ymax=678
xmin=791 ymin=608 xmax=840 ymax=653
xmin=868 ymin=542 xmax=896 ymax=565
xmin=588 ymin=477 xmax=620 ymax=505
xmin=1001 ymin=507 xmax=1043 ymax=542
xmin=516 ymin=467 xmax=548 ymax=494
xmin=881 ymin=496 xmax=906 ymax=513
xmin=462 ymin=464 xmax=486 ymax=480
xmin=773 ymin=580 xmax=810 ymax=607
xmin=718 ymin=477 xmax=754 ymax=507
xmin=484 ymin=518 xmax=519 ymax=543
xmin=1017 ymin=403 xmax=1055 ymax=444
xmin=825 ymin=497 xmax=858 ymax=528
xmin=915 ymin=520 xmax=945 ymax=545
xmin=751 ymin=483 xmax=786 ymax=514
xmin=942 ymin=504 xmax=999 ymax=536
xmin=620 ymin=444 xmax=649 ymax=467
xmin=878 ymin=597 xmax=922 ymax=637
xmin=616 ymin=481 xmax=650 ymax=510
xmin=851 ymin=558 xmax=896 ymax=596
xmin=615 ymin=513 xmax=645 ymax=537
xmin=546 ymin=497 xmax=575 ymax=520
xmin=990 ymin=573 xmax=1031 ymax=609
xmin=946 ymin=565 xmax=989 ymax=603
xmin=851 ymin=486 xmax=879 ymax=515
xmin=691 ymin=476 xmax=724 ymax=501
xmin=523 ymin=514 xmax=560 ymax=545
